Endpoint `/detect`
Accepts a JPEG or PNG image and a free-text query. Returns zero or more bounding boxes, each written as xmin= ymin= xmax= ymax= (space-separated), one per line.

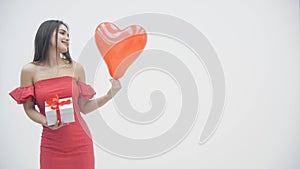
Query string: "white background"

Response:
xmin=1 ymin=0 xmax=299 ymax=168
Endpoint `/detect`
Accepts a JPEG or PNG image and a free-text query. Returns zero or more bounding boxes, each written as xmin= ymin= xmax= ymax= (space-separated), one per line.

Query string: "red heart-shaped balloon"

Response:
xmin=95 ymin=22 xmax=147 ymax=79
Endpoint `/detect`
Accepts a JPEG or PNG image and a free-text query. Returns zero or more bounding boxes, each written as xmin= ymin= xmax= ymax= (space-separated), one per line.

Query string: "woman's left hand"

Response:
xmin=107 ymin=79 xmax=122 ymax=98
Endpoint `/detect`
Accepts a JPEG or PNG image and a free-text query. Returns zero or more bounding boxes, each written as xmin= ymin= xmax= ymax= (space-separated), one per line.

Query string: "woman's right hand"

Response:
xmin=43 ymin=120 xmax=67 ymax=130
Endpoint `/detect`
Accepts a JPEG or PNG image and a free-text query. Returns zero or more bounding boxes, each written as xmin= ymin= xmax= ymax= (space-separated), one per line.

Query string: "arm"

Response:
xmin=76 ymin=63 xmax=121 ymax=114
xmin=21 ymin=64 xmax=47 ymax=126
xmin=21 ymin=64 xmax=64 ymax=130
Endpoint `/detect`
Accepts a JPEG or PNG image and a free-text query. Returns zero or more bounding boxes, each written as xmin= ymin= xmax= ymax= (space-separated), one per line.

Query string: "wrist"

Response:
xmin=39 ymin=116 xmax=47 ymax=126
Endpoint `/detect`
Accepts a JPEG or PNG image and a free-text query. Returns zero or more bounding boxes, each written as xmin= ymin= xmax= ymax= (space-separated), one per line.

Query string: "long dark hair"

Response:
xmin=33 ymin=20 xmax=72 ymax=63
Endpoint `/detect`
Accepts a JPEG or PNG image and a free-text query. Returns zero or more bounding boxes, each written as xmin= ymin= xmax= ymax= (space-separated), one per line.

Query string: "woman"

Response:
xmin=9 ymin=20 xmax=121 ymax=169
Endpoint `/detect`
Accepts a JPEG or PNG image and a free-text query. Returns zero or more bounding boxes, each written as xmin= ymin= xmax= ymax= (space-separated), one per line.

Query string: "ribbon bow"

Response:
xmin=46 ymin=94 xmax=72 ymax=125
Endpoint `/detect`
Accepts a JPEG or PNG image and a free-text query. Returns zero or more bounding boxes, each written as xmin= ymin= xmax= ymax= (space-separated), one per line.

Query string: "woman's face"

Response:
xmin=51 ymin=24 xmax=69 ymax=53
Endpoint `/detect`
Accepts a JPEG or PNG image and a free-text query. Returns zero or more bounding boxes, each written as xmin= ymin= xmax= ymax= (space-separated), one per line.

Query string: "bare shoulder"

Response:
xmin=72 ymin=61 xmax=84 ymax=72
xmin=22 ymin=62 xmax=34 ymax=70
xmin=20 ymin=63 xmax=36 ymax=86
xmin=21 ymin=63 xmax=37 ymax=77
xmin=72 ymin=61 xmax=86 ymax=82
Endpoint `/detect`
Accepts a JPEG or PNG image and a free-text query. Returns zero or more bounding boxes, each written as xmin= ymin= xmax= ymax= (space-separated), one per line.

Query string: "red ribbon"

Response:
xmin=46 ymin=95 xmax=72 ymax=125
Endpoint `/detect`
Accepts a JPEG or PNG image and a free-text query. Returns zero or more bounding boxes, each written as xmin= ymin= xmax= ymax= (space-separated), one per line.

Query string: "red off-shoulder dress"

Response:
xmin=9 ymin=76 xmax=95 ymax=169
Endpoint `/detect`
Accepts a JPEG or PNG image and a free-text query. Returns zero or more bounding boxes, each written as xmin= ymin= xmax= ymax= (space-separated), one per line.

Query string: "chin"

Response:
xmin=59 ymin=48 xmax=68 ymax=54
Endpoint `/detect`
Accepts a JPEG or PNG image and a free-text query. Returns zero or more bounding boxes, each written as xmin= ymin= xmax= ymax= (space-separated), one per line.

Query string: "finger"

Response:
xmin=51 ymin=120 xmax=61 ymax=129
xmin=112 ymin=80 xmax=120 ymax=86
xmin=113 ymin=82 xmax=121 ymax=89
xmin=110 ymin=79 xmax=120 ymax=84
xmin=48 ymin=126 xmax=57 ymax=130
xmin=49 ymin=123 xmax=65 ymax=130
xmin=110 ymin=79 xmax=115 ymax=84
xmin=59 ymin=122 xmax=66 ymax=127
xmin=55 ymin=120 xmax=60 ymax=126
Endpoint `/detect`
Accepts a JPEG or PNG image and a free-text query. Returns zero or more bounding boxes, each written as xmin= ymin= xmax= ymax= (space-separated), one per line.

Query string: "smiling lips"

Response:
xmin=62 ymin=40 xmax=69 ymax=47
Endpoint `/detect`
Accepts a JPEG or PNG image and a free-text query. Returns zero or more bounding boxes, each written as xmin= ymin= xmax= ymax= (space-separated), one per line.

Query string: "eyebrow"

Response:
xmin=59 ymin=29 xmax=68 ymax=33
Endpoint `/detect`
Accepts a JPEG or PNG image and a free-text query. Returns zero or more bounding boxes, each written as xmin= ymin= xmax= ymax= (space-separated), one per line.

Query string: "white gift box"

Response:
xmin=44 ymin=97 xmax=75 ymax=126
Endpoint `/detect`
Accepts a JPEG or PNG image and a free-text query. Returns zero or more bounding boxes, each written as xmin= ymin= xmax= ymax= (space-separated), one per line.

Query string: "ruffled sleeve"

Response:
xmin=9 ymin=86 xmax=35 ymax=104
xmin=78 ymin=82 xmax=96 ymax=100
